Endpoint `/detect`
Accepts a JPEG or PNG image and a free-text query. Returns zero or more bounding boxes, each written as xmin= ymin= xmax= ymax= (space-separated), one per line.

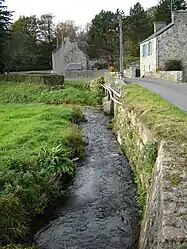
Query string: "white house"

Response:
xmin=140 ymin=11 xmax=187 ymax=81
xmin=52 ymin=36 xmax=89 ymax=75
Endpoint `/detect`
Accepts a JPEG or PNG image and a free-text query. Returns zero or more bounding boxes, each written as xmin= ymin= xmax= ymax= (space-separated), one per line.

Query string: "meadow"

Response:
xmin=0 ymin=78 xmax=103 ymax=246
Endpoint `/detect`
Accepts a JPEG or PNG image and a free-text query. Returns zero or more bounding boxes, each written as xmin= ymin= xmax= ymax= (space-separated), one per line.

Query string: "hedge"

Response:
xmin=0 ymin=74 xmax=64 ymax=86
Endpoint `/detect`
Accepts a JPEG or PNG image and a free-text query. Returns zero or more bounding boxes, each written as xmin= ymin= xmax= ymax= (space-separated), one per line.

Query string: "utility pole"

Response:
xmin=171 ymin=0 xmax=173 ymax=19
xmin=119 ymin=14 xmax=124 ymax=75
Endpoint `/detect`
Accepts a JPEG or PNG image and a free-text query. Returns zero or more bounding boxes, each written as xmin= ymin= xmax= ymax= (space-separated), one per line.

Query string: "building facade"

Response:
xmin=52 ymin=37 xmax=89 ymax=74
xmin=140 ymin=11 xmax=187 ymax=80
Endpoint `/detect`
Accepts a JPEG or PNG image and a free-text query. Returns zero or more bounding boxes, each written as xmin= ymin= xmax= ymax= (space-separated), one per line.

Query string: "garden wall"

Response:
xmin=143 ymin=71 xmax=183 ymax=82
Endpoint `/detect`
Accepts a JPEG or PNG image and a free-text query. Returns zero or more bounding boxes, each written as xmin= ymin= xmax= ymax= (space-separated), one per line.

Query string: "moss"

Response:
xmin=167 ymin=174 xmax=181 ymax=186
xmin=121 ymin=84 xmax=187 ymax=144
xmin=113 ymin=111 xmax=158 ymax=216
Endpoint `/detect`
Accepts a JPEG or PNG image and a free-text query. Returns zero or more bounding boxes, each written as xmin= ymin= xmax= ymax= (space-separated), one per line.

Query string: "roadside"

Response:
xmin=124 ymin=77 xmax=187 ymax=112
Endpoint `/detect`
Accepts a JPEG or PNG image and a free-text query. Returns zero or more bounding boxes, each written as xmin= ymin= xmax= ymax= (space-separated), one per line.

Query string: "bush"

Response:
xmin=165 ymin=60 xmax=182 ymax=71
xmin=0 ymin=74 xmax=64 ymax=86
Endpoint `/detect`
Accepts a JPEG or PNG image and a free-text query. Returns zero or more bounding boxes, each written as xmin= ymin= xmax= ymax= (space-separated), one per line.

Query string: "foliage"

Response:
xmin=0 ymin=104 xmax=84 ymax=243
xmin=0 ymin=80 xmax=102 ymax=106
xmin=56 ymin=20 xmax=78 ymax=42
xmin=165 ymin=60 xmax=182 ymax=71
xmin=87 ymin=9 xmax=123 ymax=61
xmin=5 ymin=14 xmax=56 ymax=72
xmin=154 ymin=0 xmax=187 ymax=23
xmin=87 ymin=3 xmax=153 ymax=63
xmin=0 ymin=0 xmax=12 ymax=73
xmin=124 ymin=2 xmax=153 ymax=57
xmin=122 ymin=84 xmax=187 ymax=143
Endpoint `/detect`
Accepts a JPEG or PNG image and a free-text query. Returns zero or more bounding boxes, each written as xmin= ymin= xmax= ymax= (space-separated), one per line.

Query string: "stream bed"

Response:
xmin=34 ymin=109 xmax=139 ymax=249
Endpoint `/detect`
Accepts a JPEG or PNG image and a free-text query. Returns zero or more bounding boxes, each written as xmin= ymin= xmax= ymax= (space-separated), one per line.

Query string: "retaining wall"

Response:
xmin=102 ymin=73 xmax=187 ymax=249
xmin=143 ymin=71 xmax=183 ymax=82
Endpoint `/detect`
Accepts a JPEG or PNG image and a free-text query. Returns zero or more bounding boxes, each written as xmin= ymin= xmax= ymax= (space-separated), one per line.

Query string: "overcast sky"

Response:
xmin=6 ymin=0 xmax=158 ymax=27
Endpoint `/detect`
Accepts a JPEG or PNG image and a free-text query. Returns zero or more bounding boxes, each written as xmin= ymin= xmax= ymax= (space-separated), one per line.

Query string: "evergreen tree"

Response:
xmin=155 ymin=0 xmax=187 ymax=23
xmin=0 ymin=0 xmax=12 ymax=73
xmin=124 ymin=2 xmax=153 ymax=57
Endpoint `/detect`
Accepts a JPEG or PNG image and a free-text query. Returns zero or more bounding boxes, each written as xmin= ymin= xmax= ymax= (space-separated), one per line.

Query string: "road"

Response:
xmin=124 ymin=77 xmax=187 ymax=112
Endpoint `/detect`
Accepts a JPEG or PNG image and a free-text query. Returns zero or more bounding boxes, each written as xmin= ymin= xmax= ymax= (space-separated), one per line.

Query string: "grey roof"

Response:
xmin=140 ymin=23 xmax=174 ymax=44
xmin=65 ymin=63 xmax=83 ymax=70
xmin=52 ymin=39 xmax=89 ymax=56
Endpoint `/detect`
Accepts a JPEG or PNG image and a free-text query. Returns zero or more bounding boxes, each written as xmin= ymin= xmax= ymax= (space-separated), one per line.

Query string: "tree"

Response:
xmin=56 ymin=20 xmax=78 ymax=43
xmin=155 ymin=0 xmax=187 ymax=23
xmin=124 ymin=2 xmax=153 ymax=58
xmin=38 ymin=14 xmax=55 ymax=43
xmin=0 ymin=0 xmax=12 ymax=73
xmin=7 ymin=14 xmax=56 ymax=71
xmin=87 ymin=9 xmax=123 ymax=63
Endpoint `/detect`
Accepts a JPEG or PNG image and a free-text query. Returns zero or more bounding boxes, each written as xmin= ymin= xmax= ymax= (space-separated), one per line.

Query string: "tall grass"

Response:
xmin=0 ymin=80 xmax=102 ymax=106
xmin=0 ymin=104 xmax=84 ymax=244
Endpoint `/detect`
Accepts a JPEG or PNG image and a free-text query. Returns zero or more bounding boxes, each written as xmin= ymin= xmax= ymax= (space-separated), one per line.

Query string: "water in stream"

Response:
xmin=35 ymin=109 xmax=139 ymax=249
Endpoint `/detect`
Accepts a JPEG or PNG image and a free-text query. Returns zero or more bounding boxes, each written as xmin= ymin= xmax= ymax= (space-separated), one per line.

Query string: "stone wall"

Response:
xmin=140 ymin=11 xmax=187 ymax=81
xmin=64 ymin=42 xmax=88 ymax=70
xmin=157 ymin=11 xmax=187 ymax=81
xmin=144 ymin=70 xmax=183 ymax=82
xmin=101 ymin=74 xmax=187 ymax=249
xmin=113 ymin=105 xmax=187 ymax=249
xmin=123 ymin=66 xmax=136 ymax=78
xmin=64 ymin=69 xmax=106 ymax=79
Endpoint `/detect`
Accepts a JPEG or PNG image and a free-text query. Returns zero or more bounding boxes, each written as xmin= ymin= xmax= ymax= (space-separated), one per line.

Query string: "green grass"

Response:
xmin=0 ymin=80 xmax=102 ymax=106
xmin=0 ymin=104 xmax=83 ymax=168
xmin=122 ymin=84 xmax=187 ymax=143
xmin=0 ymin=104 xmax=85 ymax=244
xmin=0 ymin=78 xmax=103 ymax=245
xmin=118 ymin=84 xmax=187 ymax=214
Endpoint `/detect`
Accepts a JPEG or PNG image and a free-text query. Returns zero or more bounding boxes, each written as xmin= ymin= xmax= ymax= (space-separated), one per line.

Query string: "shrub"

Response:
xmin=0 ymin=74 xmax=64 ymax=86
xmin=165 ymin=60 xmax=182 ymax=71
xmin=156 ymin=66 xmax=163 ymax=72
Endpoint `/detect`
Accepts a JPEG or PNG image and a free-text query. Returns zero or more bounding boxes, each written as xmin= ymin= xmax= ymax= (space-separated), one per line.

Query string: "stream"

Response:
xmin=34 ymin=109 xmax=139 ymax=249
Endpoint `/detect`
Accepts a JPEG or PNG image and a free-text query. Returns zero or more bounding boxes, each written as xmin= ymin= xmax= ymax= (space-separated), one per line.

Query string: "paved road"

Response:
xmin=124 ymin=77 xmax=187 ymax=112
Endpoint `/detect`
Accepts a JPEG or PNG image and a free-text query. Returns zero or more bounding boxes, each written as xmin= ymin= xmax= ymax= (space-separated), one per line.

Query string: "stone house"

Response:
xmin=52 ymin=36 xmax=89 ymax=74
xmin=140 ymin=11 xmax=187 ymax=81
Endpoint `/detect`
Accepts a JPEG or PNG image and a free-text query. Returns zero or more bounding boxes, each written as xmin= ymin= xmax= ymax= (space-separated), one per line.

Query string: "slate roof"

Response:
xmin=65 ymin=63 xmax=83 ymax=70
xmin=140 ymin=23 xmax=174 ymax=44
xmin=52 ymin=39 xmax=89 ymax=56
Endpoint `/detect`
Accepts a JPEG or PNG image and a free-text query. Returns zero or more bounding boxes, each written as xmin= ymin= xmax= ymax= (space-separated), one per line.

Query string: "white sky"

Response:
xmin=6 ymin=0 xmax=158 ymax=27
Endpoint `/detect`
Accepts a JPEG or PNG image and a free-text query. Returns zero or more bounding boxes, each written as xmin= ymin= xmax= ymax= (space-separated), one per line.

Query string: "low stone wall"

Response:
xmin=101 ymin=75 xmax=187 ymax=249
xmin=123 ymin=66 xmax=136 ymax=78
xmin=64 ymin=69 xmax=106 ymax=79
xmin=113 ymin=105 xmax=187 ymax=249
xmin=144 ymin=71 xmax=183 ymax=82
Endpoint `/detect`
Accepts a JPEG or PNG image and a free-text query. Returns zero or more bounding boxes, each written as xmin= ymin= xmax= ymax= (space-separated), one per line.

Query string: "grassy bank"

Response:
xmin=114 ymin=84 xmax=187 ymax=214
xmin=0 ymin=104 xmax=85 ymax=244
xmin=123 ymin=84 xmax=187 ymax=143
xmin=0 ymin=77 xmax=104 ymax=247
xmin=0 ymin=80 xmax=102 ymax=106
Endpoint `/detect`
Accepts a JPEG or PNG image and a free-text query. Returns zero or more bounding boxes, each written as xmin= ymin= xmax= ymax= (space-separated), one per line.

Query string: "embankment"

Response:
xmin=103 ymin=79 xmax=187 ymax=249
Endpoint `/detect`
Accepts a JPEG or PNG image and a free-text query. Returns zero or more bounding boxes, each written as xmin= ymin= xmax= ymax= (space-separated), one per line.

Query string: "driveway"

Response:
xmin=124 ymin=77 xmax=187 ymax=112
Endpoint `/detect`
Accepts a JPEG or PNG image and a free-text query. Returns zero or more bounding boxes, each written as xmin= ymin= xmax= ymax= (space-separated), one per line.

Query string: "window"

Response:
xmin=148 ymin=42 xmax=152 ymax=56
xmin=142 ymin=44 xmax=147 ymax=57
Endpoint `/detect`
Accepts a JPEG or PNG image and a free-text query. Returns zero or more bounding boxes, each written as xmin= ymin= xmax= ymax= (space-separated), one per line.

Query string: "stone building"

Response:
xmin=52 ymin=36 xmax=89 ymax=74
xmin=140 ymin=11 xmax=187 ymax=80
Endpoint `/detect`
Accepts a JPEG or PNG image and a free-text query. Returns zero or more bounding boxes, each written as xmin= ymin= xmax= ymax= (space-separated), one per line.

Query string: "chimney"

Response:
xmin=154 ymin=21 xmax=167 ymax=33
xmin=64 ymin=36 xmax=70 ymax=44
xmin=172 ymin=10 xmax=187 ymax=24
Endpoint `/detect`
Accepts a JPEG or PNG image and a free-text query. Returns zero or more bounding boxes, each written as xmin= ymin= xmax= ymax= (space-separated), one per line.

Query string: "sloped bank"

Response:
xmin=104 ymin=84 xmax=187 ymax=249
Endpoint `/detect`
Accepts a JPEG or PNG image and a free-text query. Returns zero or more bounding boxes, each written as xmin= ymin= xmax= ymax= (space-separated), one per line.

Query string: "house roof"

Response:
xmin=140 ymin=23 xmax=174 ymax=44
xmin=65 ymin=63 xmax=83 ymax=70
xmin=52 ymin=39 xmax=89 ymax=56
